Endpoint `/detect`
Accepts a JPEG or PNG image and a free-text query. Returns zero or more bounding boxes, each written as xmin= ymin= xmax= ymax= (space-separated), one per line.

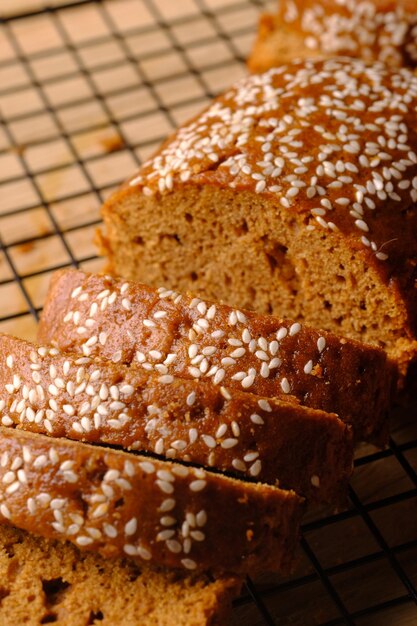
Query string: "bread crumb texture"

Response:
xmin=0 ymin=524 xmax=240 ymax=626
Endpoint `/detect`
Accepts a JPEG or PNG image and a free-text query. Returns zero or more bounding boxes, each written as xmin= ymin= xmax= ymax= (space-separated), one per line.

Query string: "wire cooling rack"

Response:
xmin=1 ymin=1 xmax=417 ymax=625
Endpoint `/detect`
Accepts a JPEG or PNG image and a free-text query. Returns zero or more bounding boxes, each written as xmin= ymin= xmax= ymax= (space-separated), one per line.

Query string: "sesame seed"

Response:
xmin=317 ymin=337 xmax=326 ymax=353
xmin=0 ymin=503 xmax=11 ymax=519
xmin=250 ymin=413 xmax=264 ymax=425
xmin=157 ymin=530 xmax=175 ymax=541
xmin=258 ymin=399 xmax=272 ymax=412
xmin=124 ymin=518 xmax=137 ymax=536
xmin=277 ymin=328 xmax=287 ymax=340
xmin=249 ymin=460 xmax=262 ymax=477
xmin=216 ymin=424 xmax=228 ymax=438
xmin=311 ymin=475 xmax=320 ymax=487
xmin=188 ymin=367 xmax=201 ymax=378
xmin=241 ymin=374 xmax=255 ymax=389
xmin=159 ymin=374 xmax=174 ymax=384
xmin=2 ymin=471 xmax=15 ymax=484
xmin=189 ymin=428 xmax=198 ymax=444
xmin=280 ymin=378 xmax=290 ymax=394
xmin=166 ymin=540 xmax=182 ymax=553
xmin=221 ymin=438 xmax=238 ymax=449
xmin=232 ymin=459 xmax=246 ymax=471
xmin=156 ymin=480 xmax=174 ymax=494
xmin=213 ymin=369 xmax=225 ymax=385
xmin=181 ymin=559 xmax=197 ymax=570
xmin=6 ymin=481 xmax=20 ymax=494
xmin=202 ymin=435 xmax=216 ymax=449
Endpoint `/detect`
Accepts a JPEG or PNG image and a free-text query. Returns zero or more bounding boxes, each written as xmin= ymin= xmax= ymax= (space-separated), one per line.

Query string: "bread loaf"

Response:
xmin=0 ymin=427 xmax=303 ymax=575
xmin=39 ymin=268 xmax=394 ymax=444
xmin=248 ymin=0 xmax=417 ymax=73
xmin=97 ymin=57 xmax=417 ymax=374
xmin=0 ymin=334 xmax=353 ymax=503
xmin=0 ymin=524 xmax=240 ymax=626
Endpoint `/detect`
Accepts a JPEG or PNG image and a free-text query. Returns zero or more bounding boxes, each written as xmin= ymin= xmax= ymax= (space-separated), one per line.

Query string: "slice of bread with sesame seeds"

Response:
xmin=0 ymin=427 xmax=303 ymax=576
xmin=0 ymin=333 xmax=353 ymax=504
xmin=0 ymin=523 xmax=241 ymax=626
xmin=97 ymin=57 xmax=417 ymax=375
xmin=248 ymin=0 xmax=417 ymax=74
xmin=38 ymin=269 xmax=394 ymax=444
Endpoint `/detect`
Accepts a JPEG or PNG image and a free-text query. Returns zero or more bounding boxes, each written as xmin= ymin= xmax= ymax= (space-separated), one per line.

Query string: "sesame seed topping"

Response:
xmin=280 ymin=378 xmax=290 ymax=394
xmin=250 ymin=413 xmax=264 ymax=425
xmin=311 ymin=475 xmax=321 ymax=488
xmin=181 ymin=558 xmax=197 ymax=570
xmin=304 ymin=360 xmax=313 ymax=374
xmin=124 ymin=518 xmax=138 ymax=536
xmin=221 ymin=438 xmax=238 ymax=449
xmin=317 ymin=337 xmax=327 ymax=353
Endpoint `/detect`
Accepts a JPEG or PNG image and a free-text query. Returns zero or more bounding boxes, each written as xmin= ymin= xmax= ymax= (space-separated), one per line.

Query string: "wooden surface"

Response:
xmin=1 ymin=2 xmax=417 ymax=625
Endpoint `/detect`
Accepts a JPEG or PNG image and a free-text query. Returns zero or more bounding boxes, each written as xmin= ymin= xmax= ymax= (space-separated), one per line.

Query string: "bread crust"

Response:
xmin=39 ymin=269 xmax=394 ymax=444
xmin=248 ymin=0 xmax=417 ymax=72
xmin=0 ymin=334 xmax=353 ymax=504
xmin=0 ymin=427 xmax=303 ymax=575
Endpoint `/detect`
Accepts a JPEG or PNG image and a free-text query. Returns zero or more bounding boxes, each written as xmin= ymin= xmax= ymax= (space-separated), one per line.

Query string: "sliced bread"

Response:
xmin=0 ymin=334 xmax=353 ymax=503
xmin=97 ymin=58 xmax=417 ymax=373
xmin=0 ymin=427 xmax=303 ymax=575
xmin=38 ymin=268 xmax=394 ymax=444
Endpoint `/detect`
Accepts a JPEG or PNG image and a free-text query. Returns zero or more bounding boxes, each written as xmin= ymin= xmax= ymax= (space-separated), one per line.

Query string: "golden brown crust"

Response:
xmin=248 ymin=0 xmax=417 ymax=72
xmin=38 ymin=269 xmax=394 ymax=444
xmin=0 ymin=524 xmax=241 ymax=626
xmin=0 ymin=427 xmax=303 ymax=576
xmin=0 ymin=334 xmax=353 ymax=504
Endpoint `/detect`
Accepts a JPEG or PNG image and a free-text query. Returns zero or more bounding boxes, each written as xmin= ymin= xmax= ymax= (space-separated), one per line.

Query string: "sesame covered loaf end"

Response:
xmin=0 ymin=428 xmax=303 ymax=576
xmin=99 ymin=58 xmax=417 ymax=374
xmin=39 ymin=269 xmax=394 ymax=444
xmin=0 ymin=334 xmax=354 ymax=504
xmin=0 ymin=524 xmax=241 ymax=626
xmin=248 ymin=0 xmax=417 ymax=73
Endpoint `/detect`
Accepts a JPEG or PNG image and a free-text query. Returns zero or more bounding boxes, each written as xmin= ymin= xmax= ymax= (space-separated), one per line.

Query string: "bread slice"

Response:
xmin=0 ymin=524 xmax=241 ymax=626
xmin=248 ymin=0 xmax=417 ymax=73
xmin=0 ymin=334 xmax=353 ymax=503
xmin=96 ymin=57 xmax=417 ymax=374
xmin=0 ymin=427 xmax=303 ymax=575
xmin=38 ymin=268 xmax=394 ymax=444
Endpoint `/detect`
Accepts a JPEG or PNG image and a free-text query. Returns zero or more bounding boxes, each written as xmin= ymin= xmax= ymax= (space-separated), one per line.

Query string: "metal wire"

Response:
xmin=1 ymin=2 xmax=417 ymax=624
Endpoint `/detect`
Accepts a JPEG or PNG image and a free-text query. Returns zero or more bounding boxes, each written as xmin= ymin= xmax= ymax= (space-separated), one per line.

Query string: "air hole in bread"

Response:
xmin=160 ymin=233 xmax=181 ymax=245
xmin=88 ymin=610 xmax=104 ymax=623
xmin=42 ymin=578 xmax=70 ymax=606
xmin=0 ymin=586 xmax=10 ymax=605
xmin=127 ymin=563 xmax=142 ymax=582
xmin=40 ymin=612 xmax=58 ymax=623
xmin=235 ymin=220 xmax=248 ymax=236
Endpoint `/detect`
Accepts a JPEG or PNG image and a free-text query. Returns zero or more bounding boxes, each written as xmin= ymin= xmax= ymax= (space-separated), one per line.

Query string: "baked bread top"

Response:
xmin=128 ymin=58 xmax=417 ymax=270
xmin=248 ymin=0 xmax=417 ymax=71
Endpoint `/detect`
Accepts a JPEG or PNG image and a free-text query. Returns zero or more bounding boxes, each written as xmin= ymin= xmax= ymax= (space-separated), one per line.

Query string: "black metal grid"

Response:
xmin=1 ymin=2 xmax=417 ymax=625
